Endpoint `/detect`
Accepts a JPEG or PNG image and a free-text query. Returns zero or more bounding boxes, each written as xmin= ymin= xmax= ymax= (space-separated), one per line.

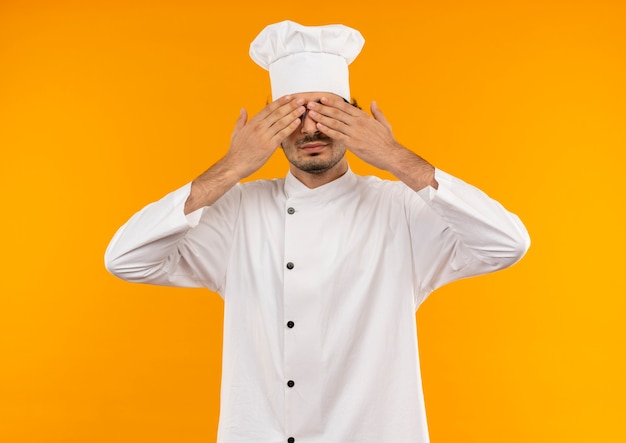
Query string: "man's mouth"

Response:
xmin=300 ymin=142 xmax=328 ymax=152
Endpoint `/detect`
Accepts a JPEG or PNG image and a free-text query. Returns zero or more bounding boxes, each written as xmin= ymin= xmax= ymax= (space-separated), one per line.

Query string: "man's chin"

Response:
xmin=298 ymin=165 xmax=334 ymax=175
xmin=290 ymin=154 xmax=346 ymax=175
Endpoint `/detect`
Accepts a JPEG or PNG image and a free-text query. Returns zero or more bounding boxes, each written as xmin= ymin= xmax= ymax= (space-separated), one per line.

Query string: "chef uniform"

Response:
xmin=105 ymin=21 xmax=530 ymax=443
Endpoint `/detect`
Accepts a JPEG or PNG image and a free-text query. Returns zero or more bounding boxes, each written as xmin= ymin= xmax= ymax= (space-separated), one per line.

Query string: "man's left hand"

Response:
xmin=306 ymin=96 xmax=438 ymax=191
xmin=305 ymin=96 xmax=404 ymax=171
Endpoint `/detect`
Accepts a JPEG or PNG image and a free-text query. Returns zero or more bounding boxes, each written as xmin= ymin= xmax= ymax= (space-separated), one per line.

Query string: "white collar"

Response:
xmin=284 ymin=167 xmax=357 ymax=203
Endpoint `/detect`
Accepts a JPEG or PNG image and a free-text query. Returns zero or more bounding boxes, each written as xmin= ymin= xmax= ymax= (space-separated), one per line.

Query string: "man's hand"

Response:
xmin=304 ymin=96 xmax=402 ymax=171
xmin=224 ymin=95 xmax=306 ymax=180
xmin=184 ymin=96 xmax=305 ymax=214
xmin=306 ymin=96 xmax=438 ymax=191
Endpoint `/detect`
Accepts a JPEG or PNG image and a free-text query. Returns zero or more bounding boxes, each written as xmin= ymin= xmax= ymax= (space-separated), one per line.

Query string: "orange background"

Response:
xmin=1 ymin=0 xmax=625 ymax=442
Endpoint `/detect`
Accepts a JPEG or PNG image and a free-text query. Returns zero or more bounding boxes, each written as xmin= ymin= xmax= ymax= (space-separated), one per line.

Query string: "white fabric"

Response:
xmin=105 ymin=168 xmax=530 ymax=443
xmin=249 ymin=20 xmax=365 ymax=100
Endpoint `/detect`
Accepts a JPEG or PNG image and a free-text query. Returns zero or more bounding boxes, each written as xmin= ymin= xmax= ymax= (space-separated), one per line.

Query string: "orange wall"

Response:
xmin=1 ymin=1 xmax=625 ymax=442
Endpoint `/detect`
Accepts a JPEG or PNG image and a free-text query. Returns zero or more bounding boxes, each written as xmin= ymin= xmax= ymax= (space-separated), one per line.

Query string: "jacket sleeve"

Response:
xmin=409 ymin=169 xmax=530 ymax=307
xmin=104 ymin=183 xmax=241 ymax=293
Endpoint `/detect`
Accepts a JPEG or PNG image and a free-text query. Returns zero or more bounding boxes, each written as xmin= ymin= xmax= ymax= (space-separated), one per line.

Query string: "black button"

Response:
xmin=288 ymin=438 xmax=295 ymax=443
xmin=287 ymin=380 xmax=295 ymax=388
xmin=287 ymin=207 xmax=295 ymax=214
xmin=287 ymin=321 xmax=294 ymax=328
xmin=286 ymin=262 xmax=294 ymax=270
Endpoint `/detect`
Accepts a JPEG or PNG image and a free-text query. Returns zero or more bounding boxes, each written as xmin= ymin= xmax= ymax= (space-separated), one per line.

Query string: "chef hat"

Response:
xmin=249 ymin=20 xmax=365 ymax=101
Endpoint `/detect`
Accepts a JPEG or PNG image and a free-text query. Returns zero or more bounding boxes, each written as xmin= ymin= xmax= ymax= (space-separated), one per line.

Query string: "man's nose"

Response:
xmin=300 ymin=109 xmax=318 ymax=134
xmin=300 ymin=100 xmax=322 ymax=134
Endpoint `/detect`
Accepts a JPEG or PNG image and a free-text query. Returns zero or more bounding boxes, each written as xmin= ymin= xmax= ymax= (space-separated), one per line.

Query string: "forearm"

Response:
xmin=384 ymin=144 xmax=439 ymax=192
xmin=184 ymin=157 xmax=242 ymax=215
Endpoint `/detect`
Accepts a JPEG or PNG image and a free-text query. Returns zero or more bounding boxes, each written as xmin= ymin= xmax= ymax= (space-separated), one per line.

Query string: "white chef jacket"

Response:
xmin=105 ymin=168 xmax=529 ymax=443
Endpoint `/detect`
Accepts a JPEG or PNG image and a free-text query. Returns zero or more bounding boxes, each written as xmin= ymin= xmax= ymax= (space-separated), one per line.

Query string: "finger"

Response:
xmin=319 ymin=95 xmax=360 ymax=116
xmin=270 ymin=117 xmax=302 ymax=146
xmin=264 ymin=103 xmax=305 ymax=143
xmin=265 ymin=99 xmax=306 ymax=131
xmin=306 ymin=103 xmax=351 ymax=128
xmin=314 ymin=121 xmax=346 ymax=142
xmin=234 ymin=108 xmax=247 ymax=131
xmin=254 ymin=95 xmax=300 ymax=122
xmin=309 ymin=98 xmax=361 ymax=126
xmin=244 ymin=97 xmax=303 ymax=144
xmin=371 ymin=101 xmax=392 ymax=131
xmin=306 ymin=109 xmax=350 ymax=136
xmin=230 ymin=108 xmax=248 ymax=142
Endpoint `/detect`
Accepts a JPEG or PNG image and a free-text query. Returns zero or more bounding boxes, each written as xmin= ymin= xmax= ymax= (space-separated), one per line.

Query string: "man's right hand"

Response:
xmin=223 ymin=95 xmax=306 ymax=180
xmin=184 ymin=96 xmax=305 ymax=215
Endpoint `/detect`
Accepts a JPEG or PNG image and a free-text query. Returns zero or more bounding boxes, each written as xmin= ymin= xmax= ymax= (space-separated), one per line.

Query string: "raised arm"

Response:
xmin=105 ymin=96 xmax=306 ymax=288
xmin=306 ymin=96 xmax=530 ymax=304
